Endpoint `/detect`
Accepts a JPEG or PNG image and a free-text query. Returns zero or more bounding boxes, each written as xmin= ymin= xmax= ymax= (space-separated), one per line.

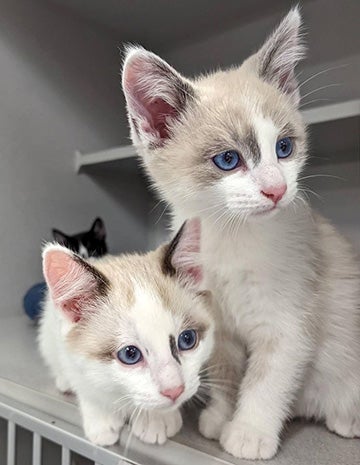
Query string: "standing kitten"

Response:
xmin=52 ymin=217 xmax=107 ymax=258
xmin=122 ymin=7 xmax=360 ymax=459
xmin=39 ymin=220 xmax=215 ymax=446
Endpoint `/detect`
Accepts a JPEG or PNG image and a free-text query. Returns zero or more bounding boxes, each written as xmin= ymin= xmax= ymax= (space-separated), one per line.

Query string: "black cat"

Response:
xmin=52 ymin=217 xmax=108 ymax=258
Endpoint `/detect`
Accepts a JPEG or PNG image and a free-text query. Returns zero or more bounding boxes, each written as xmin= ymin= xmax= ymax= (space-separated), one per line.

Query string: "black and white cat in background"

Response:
xmin=23 ymin=218 xmax=108 ymax=321
xmin=52 ymin=217 xmax=108 ymax=258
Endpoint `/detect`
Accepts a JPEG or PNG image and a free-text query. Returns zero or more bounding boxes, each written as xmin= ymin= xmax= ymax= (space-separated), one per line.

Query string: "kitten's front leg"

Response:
xmin=130 ymin=408 xmax=183 ymax=445
xmin=79 ymin=398 xmax=126 ymax=446
xmin=220 ymin=334 xmax=309 ymax=460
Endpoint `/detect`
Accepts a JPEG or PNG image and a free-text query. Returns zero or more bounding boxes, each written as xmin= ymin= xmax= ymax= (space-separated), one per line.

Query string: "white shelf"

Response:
xmin=75 ymin=145 xmax=137 ymax=173
xmin=0 ymin=315 xmax=360 ymax=464
xmin=301 ymin=99 xmax=360 ymax=125
xmin=75 ymin=99 xmax=359 ymax=173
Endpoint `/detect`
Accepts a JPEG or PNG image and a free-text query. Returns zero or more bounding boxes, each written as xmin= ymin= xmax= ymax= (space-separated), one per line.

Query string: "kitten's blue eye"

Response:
xmin=276 ymin=137 xmax=293 ymax=159
xmin=178 ymin=330 xmax=197 ymax=351
xmin=117 ymin=346 xmax=142 ymax=365
xmin=212 ymin=150 xmax=240 ymax=171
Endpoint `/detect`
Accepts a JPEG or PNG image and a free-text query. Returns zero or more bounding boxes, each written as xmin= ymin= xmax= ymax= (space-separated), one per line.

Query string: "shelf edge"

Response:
xmin=302 ymin=99 xmax=360 ymax=125
xmin=75 ymin=99 xmax=360 ymax=172
xmin=75 ymin=145 xmax=137 ymax=173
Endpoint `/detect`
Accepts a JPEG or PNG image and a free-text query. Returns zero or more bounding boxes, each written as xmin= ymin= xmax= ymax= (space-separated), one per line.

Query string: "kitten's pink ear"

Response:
xmin=122 ymin=46 xmax=195 ymax=148
xmin=163 ymin=218 xmax=202 ymax=288
xmin=43 ymin=245 xmax=109 ymax=323
xmin=247 ymin=7 xmax=305 ymax=105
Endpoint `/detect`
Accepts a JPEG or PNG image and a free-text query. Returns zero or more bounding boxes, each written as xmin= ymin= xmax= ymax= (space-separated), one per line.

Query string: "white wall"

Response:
xmin=164 ymin=0 xmax=359 ymax=105
xmin=305 ymin=162 xmax=360 ymax=254
xmin=0 ymin=0 xmax=150 ymax=316
xmin=311 ymin=187 xmax=360 ymax=255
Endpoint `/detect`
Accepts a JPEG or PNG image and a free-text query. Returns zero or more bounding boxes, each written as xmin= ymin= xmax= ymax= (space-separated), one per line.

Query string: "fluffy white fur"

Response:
xmin=38 ymin=221 xmax=215 ymax=447
xmin=122 ymin=7 xmax=360 ymax=459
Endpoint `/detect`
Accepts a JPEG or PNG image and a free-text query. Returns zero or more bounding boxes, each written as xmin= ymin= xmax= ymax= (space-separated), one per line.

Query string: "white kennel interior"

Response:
xmin=0 ymin=0 xmax=359 ymax=464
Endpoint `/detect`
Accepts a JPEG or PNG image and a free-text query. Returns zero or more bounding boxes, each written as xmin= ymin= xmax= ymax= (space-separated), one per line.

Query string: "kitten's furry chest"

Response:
xmin=205 ymin=250 xmax=283 ymax=340
xmin=194 ymin=209 xmax=317 ymax=342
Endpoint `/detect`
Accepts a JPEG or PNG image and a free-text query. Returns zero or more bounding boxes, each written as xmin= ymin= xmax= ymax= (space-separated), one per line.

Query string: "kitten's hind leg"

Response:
xmin=326 ymin=412 xmax=360 ymax=438
xmin=324 ymin=380 xmax=360 ymax=438
xmin=324 ymin=361 xmax=360 ymax=437
xmin=198 ymin=391 xmax=233 ymax=440
xmin=296 ymin=366 xmax=360 ymax=438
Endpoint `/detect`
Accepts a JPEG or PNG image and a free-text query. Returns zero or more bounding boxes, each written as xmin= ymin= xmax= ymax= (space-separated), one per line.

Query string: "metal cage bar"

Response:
xmin=32 ymin=432 xmax=41 ymax=465
xmin=61 ymin=447 xmax=71 ymax=465
xmin=7 ymin=421 xmax=16 ymax=465
xmin=0 ymin=393 xmax=224 ymax=465
xmin=0 ymin=396 xmax=138 ymax=465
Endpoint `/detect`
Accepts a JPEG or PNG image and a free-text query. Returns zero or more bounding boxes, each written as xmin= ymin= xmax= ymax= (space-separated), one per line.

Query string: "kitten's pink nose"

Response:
xmin=161 ymin=384 xmax=185 ymax=402
xmin=261 ymin=184 xmax=287 ymax=204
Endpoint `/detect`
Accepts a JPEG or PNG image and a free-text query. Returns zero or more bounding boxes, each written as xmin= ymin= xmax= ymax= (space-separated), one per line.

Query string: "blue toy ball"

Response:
xmin=23 ymin=282 xmax=47 ymax=321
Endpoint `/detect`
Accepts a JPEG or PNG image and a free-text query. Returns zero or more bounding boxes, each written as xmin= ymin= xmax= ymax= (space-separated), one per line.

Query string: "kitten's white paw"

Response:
xmin=131 ymin=409 xmax=182 ymax=445
xmin=83 ymin=414 xmax=124 ymax=447
xmin=326 ymin=414 xmax=360 ymax=438
xmin=86 ymin=426 xmax=119 ymax=447
xmin=199 ymin=405 xmax=229 ymax=440
xmin=220 ymin=420 xmax=279 ymax=460
xmin=55 ymin=375 xmax=72 ymax=394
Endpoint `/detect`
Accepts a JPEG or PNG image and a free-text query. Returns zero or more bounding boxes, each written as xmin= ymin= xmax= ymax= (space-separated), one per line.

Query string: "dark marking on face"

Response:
xmin=169 ymin=334 xmax=181 ymax=365
xmin=245 ymin=129 xmax=261 ymax=166
xmin=96 ymin=350 xmax=115 ymax=363
xmin=162 ymin=223 xmax=185 ymax=277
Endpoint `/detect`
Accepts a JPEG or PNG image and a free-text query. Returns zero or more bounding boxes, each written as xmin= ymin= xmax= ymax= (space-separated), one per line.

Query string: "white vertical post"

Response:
xmin=32 ymin=433 xmax=41 ymax=465
xmin=61 ymin=446 xmax=71 ymax=465
xmin=7 ymin=421 xmax=16 ymax=465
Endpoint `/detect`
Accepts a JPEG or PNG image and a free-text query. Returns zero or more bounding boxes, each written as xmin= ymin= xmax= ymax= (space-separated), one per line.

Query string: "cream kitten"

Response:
xmin=38 ymin=219 xmax=215 ymax=447
xmin=122 ymin=7 xmax=360 ymax=460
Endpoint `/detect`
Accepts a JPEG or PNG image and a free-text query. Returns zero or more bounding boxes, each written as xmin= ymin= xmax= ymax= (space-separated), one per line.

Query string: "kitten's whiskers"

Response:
xmin=300 ymin=83 xmax=340 ymax=102
xmin=298 ymin=64 xmax=348 ymax=90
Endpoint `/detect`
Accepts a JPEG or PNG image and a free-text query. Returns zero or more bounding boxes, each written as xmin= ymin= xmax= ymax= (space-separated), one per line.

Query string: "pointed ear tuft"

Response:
xmin=90 ymin=217 xmax=106 ymax=240
xmin=43 ymin=244 xmax=109 ymax=322
xmin=122 ymin=46 xmax=195 ymax=148
xmin=162 ymin=218 xmax=202 ymax=288
xmin=251 ymin=7 xmax=305 ymax=105
xmin=52 ymin=229 xmax=69 ymax=246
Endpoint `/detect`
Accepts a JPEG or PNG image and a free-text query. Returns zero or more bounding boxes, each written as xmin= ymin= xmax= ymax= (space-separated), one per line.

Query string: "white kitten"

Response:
xmin=122 ymin=7 xmax=360 ymax=459
xmin=38 ymin=219 xmax=215 ymax=446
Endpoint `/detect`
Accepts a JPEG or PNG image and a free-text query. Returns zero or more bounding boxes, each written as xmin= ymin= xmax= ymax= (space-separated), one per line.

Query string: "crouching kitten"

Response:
xmin=38 ymin=219 xmax=214 ymax=446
